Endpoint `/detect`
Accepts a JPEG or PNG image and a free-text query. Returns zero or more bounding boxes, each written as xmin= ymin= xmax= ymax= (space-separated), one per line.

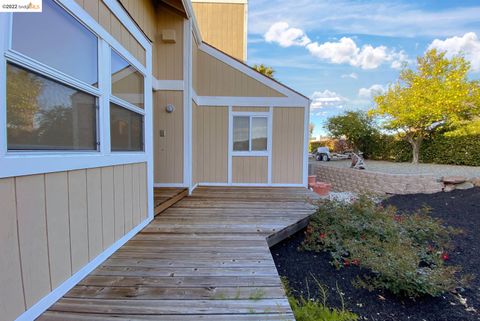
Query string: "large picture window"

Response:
xmin=1 ymin=0 xmax=149 ymax=179
xmin=12 ymin=0 xmax=98 ymax=86
xmin=233 ymin=115 xmax=268 ymax=152
xmin=6 ymin=63 xmax=98 ymax=151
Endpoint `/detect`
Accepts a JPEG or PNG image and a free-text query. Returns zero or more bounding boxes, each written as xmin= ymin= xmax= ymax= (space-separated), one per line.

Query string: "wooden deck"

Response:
xmin=39 ymin=187 xmax=318 ymax=321
xmin=154 ymin=187 xmax=189 ymax=215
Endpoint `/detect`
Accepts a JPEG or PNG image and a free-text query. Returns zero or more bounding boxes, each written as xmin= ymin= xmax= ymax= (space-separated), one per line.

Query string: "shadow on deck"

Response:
xmin=39 ymin=186 xmax=319 ymax=321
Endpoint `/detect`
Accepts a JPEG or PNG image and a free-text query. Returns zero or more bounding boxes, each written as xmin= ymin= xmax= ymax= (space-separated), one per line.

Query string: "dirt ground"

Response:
xmin=271 ymin=188 xmax=480 ymax=321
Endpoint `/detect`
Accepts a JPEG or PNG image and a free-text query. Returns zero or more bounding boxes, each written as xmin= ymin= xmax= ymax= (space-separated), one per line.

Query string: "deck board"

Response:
xmin=154 ymin=187 xmax=188 ymax=215
xmin=39 ymin=187 xmax=318 ymax=321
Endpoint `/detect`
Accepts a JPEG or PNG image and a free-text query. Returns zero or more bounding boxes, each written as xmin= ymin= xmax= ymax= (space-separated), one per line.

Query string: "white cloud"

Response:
xmin=358 ymin=84 xmax=386 ymax=99
xmin=306 ymin=37 xmax=408 ymax=70
xmin=390 ymin=51 xmax=410 ymax=70
xmin=264 ymin=22 xmax=311 ymax=47
xmin=428 ymin=32 xmax=480 ymax=71
xmin=263 ymin=21 xmax=409 ymax=70
xmin=341 ymin=72 xmax=358 ymax=79
xmin=310 ymin=90 xmax=348 ymax=110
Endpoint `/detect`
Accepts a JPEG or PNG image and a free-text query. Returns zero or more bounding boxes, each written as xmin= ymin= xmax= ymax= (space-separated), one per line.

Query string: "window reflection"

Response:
xmin=252 ymin=117 xmax=268 ymax=151
xmin=111 ymin=50 xmax=144 ymax=109
xmin=110 ymin=103 xmax=144 ymax=151
xmin=12 ymin=0 xmax=98 ymax=86
xmin=7 ymin=63 xmax=98 ymax=150
xmin=233 ymin=116 xmax=250 ymax=151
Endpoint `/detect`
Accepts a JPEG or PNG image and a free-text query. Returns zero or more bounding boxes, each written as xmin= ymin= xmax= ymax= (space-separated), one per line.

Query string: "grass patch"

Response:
xmin=283 ymin=276 xmax=358 ymax=321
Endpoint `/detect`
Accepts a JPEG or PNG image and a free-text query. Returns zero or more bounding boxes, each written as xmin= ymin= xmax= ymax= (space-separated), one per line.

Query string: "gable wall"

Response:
xmin=192 ymin=1 xmax=246 ymax=61
xmin=196 ymin=49 xmax=285 ymax=97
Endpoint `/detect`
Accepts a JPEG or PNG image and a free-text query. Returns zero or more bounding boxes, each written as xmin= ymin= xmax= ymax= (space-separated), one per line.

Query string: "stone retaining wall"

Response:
xmin=315 ymin=164 xmax=444 ymax=195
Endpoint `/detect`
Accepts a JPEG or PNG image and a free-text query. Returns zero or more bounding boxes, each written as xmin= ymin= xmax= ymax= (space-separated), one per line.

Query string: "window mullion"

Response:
xmin=100 ymin=40 xmax=111 ymax=154
xmin=0 ymin=14 xmax=10 ymax=157
xmin=249 ymin=116 xmax=252 ymax=152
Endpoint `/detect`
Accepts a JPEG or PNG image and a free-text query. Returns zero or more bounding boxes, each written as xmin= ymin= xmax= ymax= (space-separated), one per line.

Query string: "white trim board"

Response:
xmin=181 ymin=0 xmax=203 ymax=44
xmin=183 ymin=18 xmax=192 ymax=189
xmin=198 ymin=96 xmax=307 ymax=107
xmin=191 ymin=0 xmax=248 ymax=3
xmin=192 ymin=93 xmax=308 ymax=107
xmin=153 ymin=78 xmax=185 ymax=91
xmin=198 ymin=182 xmax=306 ymax=188
xmin=15 ymin=216 xmax=153 ymax=321
xmin=302 ymin=101 xmax=310 ymax=187
xmin=154 ymin=183 xmax=188 ymax=188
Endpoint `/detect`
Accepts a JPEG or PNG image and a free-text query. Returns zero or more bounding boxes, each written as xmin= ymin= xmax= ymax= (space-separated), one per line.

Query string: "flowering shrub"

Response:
xmin=302 ymin=196 xmax=466 ymax=298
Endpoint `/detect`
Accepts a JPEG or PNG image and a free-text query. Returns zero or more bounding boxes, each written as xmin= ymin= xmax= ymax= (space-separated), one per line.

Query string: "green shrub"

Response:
xmin=283 ymin=277 xmax=358 ymax=321
xmin=302 ymin=197 xmax=466 ymax=298
xmin=310 ymin=141 xmax=323 ymax=153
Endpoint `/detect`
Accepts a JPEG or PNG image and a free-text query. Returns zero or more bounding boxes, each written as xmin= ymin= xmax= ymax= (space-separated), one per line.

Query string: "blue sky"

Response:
xmin=246 ymin=0 xmax=480 ymax=137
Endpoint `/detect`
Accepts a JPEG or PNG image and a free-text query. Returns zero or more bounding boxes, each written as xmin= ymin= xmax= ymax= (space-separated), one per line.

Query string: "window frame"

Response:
xmin=230 ymin=111 xmax=271 ymax=157
xmin=4 ymin=0 xmax=102 ymax=153
xmin=109 ymin=47 xmax=146 ymax=152
xmin=0 ymin=0 xmax=152 ymax=178
xmin=5 ymin=61 xmax=101 ymax=152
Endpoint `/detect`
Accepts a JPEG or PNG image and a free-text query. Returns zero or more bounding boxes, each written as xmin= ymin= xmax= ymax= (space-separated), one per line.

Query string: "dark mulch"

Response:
xmin=271 ymin=187 xmax=480 ymax=321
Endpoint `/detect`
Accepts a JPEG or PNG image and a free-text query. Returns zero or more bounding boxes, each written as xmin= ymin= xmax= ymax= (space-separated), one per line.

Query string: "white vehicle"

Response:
xmin=314 ymin=147 xmax=331 ymax=161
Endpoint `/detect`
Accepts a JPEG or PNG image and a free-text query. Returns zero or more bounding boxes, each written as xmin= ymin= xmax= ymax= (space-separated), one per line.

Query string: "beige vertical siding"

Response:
xmin=45 ymin=173 xmax=72 ymax=289
xmin=86 ymin=169 xmax=103 ymax=260
xmin=101 ymin=167 xmax=116 ymax=247
xmin=232 ymin=106 xmax=269 ymax=112
xmin=197 ymin=50 xmax=285 ymax=97
xmin=16 ymin=175 xmax=51 ymax=308
xmin=153 ymin=5 xmax=184 ymax=80
xmin=113 ymin=165 xmax=125 ymax=239
xmin=154 ymin=90 xmax=184 ymax=184
xmin=192 ymin=2 xmax=246 ymax=61
xmin=118 ymin=0 xmax=156 ymax=41
xmin=0 ymin=179 xmax=25 ymax=321
xmin=74 ymin=0 xmax=146 ymax=65
xmin=272 ymin=107 xmax=305 ymax=184
xmin=193 ymin=104 xmax=228 ymax=183
xmin=0 ymin=163 xmax=148 ymax=321
xmin=68 ymin=170 xmax=89 ymax=273
xmin=232 ymin=157 xmax=268 ymax=184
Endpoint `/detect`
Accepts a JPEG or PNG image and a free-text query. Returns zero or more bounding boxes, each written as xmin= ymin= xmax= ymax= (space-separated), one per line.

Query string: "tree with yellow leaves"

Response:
xmin=371 ymin=49 xmax=480 ymax=164
xmin=252 ymin=64 xmax=275 ymax=79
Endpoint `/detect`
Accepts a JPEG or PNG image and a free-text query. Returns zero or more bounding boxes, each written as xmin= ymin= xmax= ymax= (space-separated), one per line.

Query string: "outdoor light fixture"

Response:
xmin=166 ymin=104 xmax=175 ymax=113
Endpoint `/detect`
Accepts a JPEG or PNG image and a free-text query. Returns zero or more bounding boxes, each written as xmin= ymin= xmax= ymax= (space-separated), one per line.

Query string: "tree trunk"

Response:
xmin=407 ymin=136 xmax=422 ymax=164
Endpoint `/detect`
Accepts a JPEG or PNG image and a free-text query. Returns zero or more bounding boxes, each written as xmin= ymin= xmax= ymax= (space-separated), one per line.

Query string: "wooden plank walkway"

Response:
xmin=154 ymin=187 xmax=188 ymax=215
xmin=39 ymin=187 xmax=318 ymax=321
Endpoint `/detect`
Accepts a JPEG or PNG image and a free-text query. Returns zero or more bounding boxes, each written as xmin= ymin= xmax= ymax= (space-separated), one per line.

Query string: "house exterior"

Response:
xmin=0 ymin=1 xmax=310 ymax=320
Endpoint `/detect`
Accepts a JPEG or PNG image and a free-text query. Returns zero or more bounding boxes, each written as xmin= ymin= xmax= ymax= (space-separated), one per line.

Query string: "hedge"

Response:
xmin=421 ymin=135 xmax=480 ymax=166
xmin=371 ymin=134 xmax=480 ymax=166
xmin=312 ymin=134 xmax=480 ymax=166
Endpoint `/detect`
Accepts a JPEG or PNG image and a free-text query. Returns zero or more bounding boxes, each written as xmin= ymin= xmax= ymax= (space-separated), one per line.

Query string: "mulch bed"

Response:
xmin=271 ymin=187 xmax=480 ymax=321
